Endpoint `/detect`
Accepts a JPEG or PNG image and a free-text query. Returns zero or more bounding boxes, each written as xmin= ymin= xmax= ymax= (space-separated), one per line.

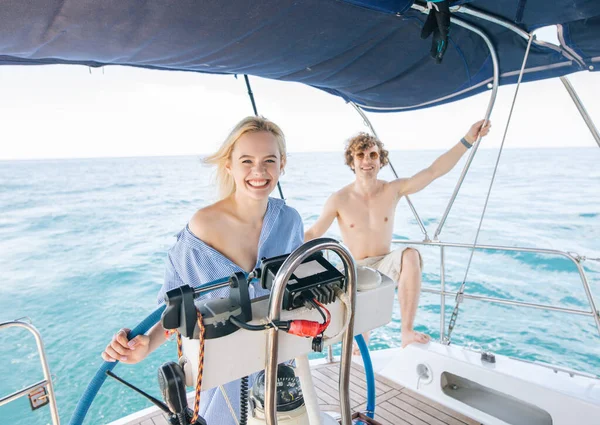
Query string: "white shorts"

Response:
xmin=356 ymin=246 xmax=422 ymax=282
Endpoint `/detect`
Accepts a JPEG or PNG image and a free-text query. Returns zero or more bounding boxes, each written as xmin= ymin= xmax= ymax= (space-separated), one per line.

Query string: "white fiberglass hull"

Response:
xmin=369 ymin=342 xmax=600 ymax=425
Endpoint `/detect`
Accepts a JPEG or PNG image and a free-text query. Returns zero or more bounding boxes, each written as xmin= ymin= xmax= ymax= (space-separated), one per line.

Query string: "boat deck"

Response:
xmin=125 ymin=362 xmax=480 ymax=425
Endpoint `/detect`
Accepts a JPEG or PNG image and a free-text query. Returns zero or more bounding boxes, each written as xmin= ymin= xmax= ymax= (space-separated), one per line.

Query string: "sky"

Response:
xmin=1 ymin=54 xmax=599 ymax=160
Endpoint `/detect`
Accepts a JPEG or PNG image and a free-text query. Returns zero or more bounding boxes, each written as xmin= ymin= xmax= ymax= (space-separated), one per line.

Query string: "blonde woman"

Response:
xmin=102 ymin=116 xmax=303 ymax=424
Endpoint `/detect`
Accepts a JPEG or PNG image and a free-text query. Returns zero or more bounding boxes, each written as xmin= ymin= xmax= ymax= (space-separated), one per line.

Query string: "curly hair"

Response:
xmin=344 ymin=132 xmax=389 ymax=172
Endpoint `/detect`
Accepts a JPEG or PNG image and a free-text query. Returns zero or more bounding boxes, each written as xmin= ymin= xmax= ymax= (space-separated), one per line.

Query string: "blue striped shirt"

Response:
xmin=157 ymin=197 xmax=304 ymax=425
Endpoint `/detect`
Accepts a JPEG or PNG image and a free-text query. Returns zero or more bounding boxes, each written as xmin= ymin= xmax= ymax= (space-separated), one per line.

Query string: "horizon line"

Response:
xmin=1 ymin=145 xmax=596 ymax=162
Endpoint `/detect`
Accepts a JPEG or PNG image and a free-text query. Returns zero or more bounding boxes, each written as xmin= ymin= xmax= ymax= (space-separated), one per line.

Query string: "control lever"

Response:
xmin=105 ymin=370 xmax=171 ymax=414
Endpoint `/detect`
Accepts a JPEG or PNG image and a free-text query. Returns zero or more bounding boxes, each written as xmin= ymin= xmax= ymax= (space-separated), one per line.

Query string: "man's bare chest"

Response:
xmin=338 ymin=196 xmax=397 ymax=230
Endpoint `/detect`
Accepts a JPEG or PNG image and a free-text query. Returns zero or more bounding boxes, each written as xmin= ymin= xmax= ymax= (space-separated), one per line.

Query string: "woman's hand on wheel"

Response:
xmin=101 ymin=328 xmax=150 ymax=364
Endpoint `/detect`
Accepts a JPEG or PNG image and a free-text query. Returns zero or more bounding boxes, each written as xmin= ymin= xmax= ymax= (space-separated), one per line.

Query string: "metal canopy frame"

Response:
xmin=352 ymin=3 xmax=600 ymax=243
xmin=350 ymin=5 xmax=499 ymax=242
xmin=355 ymin=2 xmax=582 ymax=113
xmin=349 ymin=4 xmax=600 ymax=348
xmin=560 ymin=76 xmax=600 ymax=148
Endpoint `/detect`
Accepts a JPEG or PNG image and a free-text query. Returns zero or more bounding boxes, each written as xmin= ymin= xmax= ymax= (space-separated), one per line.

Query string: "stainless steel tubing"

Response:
xmin=440 ymin=246 xmax=446 ymax=342
xmin=264 ymin=238 xmax=357 ymax=425
xmin=393 ymin=239 xmax=600 ymax=337
xmin=0 ymin=320 xmax=60 ymax=425
xmin=0 ymin=380 xmax=48 ymax=406
xmin=421 ymin=287 xmax=596 ymax=317
xmin=410 ymin=6 xmax=501 ymax=240
xmin=560 ymin=76 xmax=600 ymax=148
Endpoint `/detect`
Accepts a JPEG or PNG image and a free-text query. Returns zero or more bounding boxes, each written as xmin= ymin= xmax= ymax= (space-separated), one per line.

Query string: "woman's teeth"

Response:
xmin=247 ymin=180 xmax=268 ymax=188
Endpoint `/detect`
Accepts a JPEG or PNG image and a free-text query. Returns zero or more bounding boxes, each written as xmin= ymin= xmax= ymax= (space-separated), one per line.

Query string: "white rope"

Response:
xmin=323 ymin=287 xmax=352 ymax=343
xmin=219 ymin=385 xmax=240 ymax=425
xmin=446 ymin=34 xmax=536 ymax=344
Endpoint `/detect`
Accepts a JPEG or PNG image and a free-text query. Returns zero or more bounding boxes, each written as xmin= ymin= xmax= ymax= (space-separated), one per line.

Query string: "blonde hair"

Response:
xmin=344 ymin=132 xmax=389 ymax=173
xmin=204 ymin=116 xmax=287 ymax=199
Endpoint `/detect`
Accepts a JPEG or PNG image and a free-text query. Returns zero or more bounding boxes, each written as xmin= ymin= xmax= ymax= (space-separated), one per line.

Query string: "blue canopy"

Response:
xmin=1 ymin=0 xmax=598 ymax=111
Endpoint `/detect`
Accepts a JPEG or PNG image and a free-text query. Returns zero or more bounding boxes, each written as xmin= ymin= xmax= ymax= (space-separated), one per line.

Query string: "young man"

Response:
xmin=305 ymin=120 xmax=491 ymax=349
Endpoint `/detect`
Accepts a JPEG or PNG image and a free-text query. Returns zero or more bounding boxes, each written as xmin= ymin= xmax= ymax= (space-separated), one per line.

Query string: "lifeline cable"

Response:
xmin=445 ymin=34 xmax=535 ymax=344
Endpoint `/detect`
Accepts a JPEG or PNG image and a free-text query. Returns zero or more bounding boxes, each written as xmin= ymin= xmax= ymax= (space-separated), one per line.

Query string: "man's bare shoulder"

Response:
xmin=327 ymin=183 xmax=354 ymax=206
xmin=334 ymin=183 xmax=354 ymax=198
xmin=379 ymin=179 xmax=395 ymax=190
xmin=385 ymin=178 xmax=409 ymax=199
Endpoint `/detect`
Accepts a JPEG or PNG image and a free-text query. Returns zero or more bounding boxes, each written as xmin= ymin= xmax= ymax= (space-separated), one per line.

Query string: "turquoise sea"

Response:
xmin=1 ymin=148 xmax=599 ymax=424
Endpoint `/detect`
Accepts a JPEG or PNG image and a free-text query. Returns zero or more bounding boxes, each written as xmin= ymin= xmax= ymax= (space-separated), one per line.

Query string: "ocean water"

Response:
xmin=1 ymin=148 xmax=599 ymax=424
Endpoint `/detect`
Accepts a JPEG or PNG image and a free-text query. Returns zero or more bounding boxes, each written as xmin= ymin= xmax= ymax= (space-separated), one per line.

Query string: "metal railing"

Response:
xmin=391 ymin=239 xmax=600 ymax=341
xmin=0 ymin=319 xmax=60 ymax=425
xmin=355 ymin=4 xmax=500 ymax=241
xmin=265 ymin=238 xmax=357 ymax=425
xmin=560 ymin=76 xmax=600 ymax=148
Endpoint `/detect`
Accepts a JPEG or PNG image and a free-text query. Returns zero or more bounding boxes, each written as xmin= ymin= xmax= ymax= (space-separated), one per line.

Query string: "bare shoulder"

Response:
xmin=388 ymin=177 xmax=410 ymax=198
xmin=335 ymin=183 xmax=354 ymax=201
xmin=322 ymin=185 xmax=349 ymax=212
xmin=188 ymin=201 xmax=225 ymax=240
xmin=380 ymin=179 xmax=394 ymax=190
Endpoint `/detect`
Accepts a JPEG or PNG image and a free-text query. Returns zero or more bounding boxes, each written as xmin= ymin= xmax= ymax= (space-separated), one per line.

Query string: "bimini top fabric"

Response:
xmin=1 ymin=0 xmax=598 ymax=112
